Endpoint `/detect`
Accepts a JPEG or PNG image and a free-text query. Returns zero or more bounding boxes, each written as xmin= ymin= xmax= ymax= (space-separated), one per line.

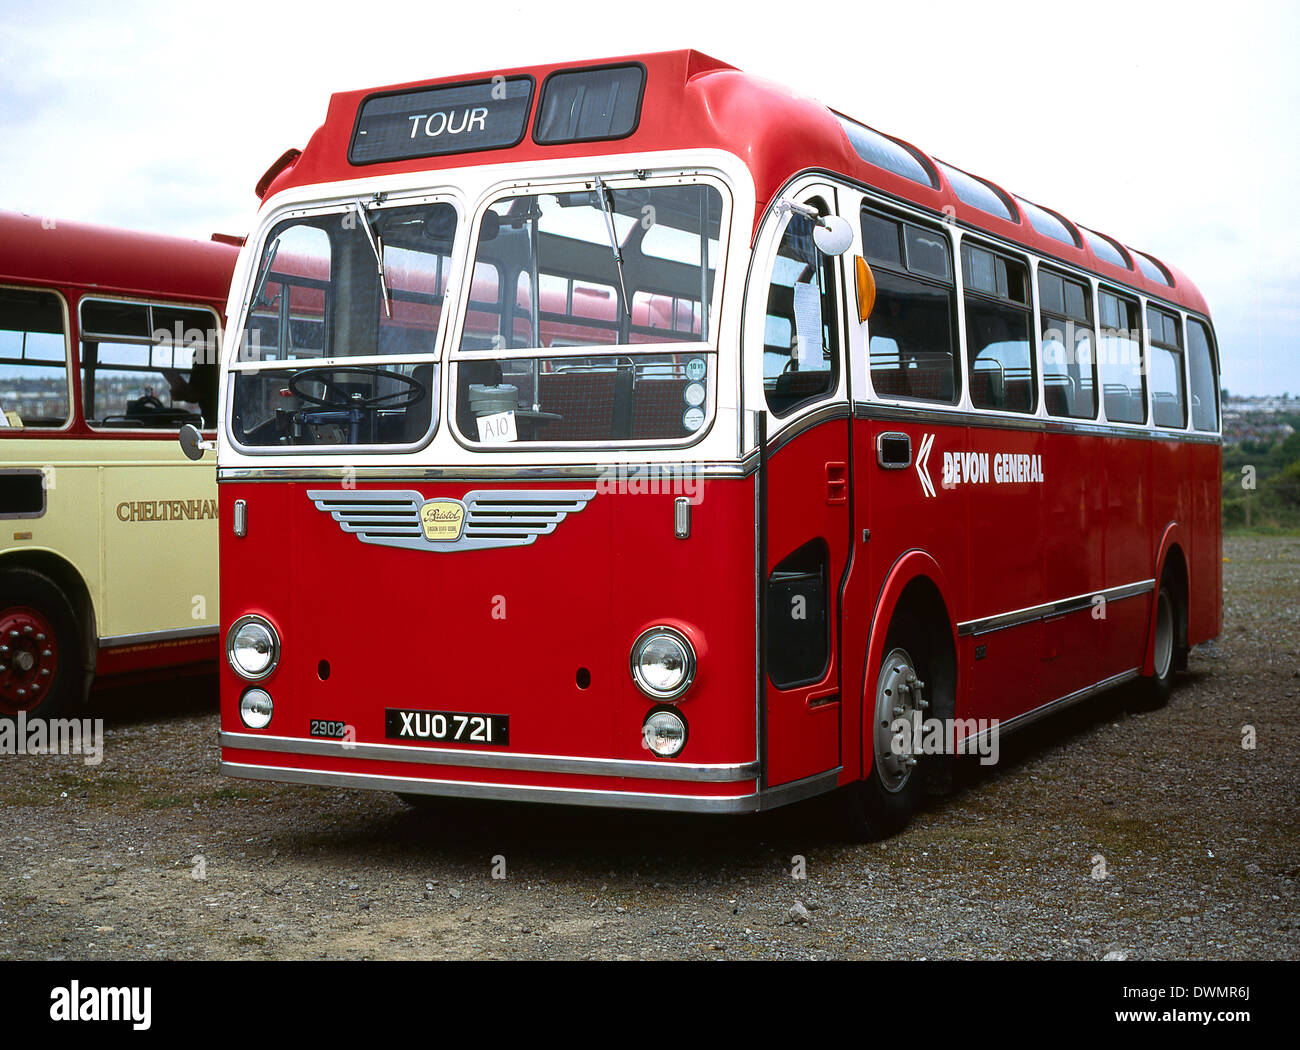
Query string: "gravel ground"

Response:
xmin=1 ymin=536 xmax=1296 ymax=961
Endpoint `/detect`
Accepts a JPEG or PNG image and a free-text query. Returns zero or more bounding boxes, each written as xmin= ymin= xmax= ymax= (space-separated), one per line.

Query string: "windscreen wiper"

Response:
xmin=593 ymin=177 xmax=630 ymax=312
xmin=353 ymin=199 xmax=392 ymax=318
xmin=251 ymin=237 xmax=281 ymax=308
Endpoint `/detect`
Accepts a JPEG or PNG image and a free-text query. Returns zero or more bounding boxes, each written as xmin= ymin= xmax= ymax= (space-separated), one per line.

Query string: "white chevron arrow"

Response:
xmin=916 ymin=432 xmax=936 ymax=498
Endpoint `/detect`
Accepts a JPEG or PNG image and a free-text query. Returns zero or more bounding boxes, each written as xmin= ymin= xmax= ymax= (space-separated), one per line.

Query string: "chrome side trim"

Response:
xmin=218 ymin=762 xmax=842 ymax=815
xmin=852 ymin=402 xmax=1222 ymax=444
xmin=219 ymin=460 xmax=760 ymax=482
xmin=765 ymin=402 xmax=850 ymax=456
xmin=957 ymin=579 xmax=1154 ymax=637
xmin=99 ymin=626 xmax=218 ymax=648
xmin=957 ymin=668 xmax=1141 ymax=750
xmin=219 ymin=731 xmax=760 ymax=783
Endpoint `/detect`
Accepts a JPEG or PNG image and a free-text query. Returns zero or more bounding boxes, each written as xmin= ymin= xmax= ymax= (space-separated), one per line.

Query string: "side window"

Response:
xmin=1187 ymin=318 xmax=1220 ymax=432
xmin=1147 ymin=305 xmax=1186 ymax=428
xmin=962 ymin=243 xmax=1035 ymax=413
xmin=861 ymin=209 xmax=958 ymax=402
xmin=762 ymin=200 xmax=839 ymax=416
xmin=1038 ymin=268 xmax=1097 ymax=419
xmin=0 ymin=287 xmax=69 ymax=428
xmin=81 ymin=300 xmax=220 ymax=429
xmin=1098 ymin=289 xmax=1146 ymax=423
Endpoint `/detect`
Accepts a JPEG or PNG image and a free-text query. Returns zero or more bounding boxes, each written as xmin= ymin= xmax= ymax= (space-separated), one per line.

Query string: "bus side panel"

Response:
xmin=1 ymin=439 xmax=100 ymax=595
xmin=854 ymin=415 xmax=969 ymax=722
xmin=1151 ymin=433 xmax=1192 ymax=579
xmin=964 ymin=425 xmax=1045 ymax=722
xmin=1100 ymin=434 xmax=1152 ymax=678
xmin=1188 ymin=440 xmax=1223 ymax=645
xmin=1041 ymin=427 xmax=1107 ymax=703
xmin=101 ymin=440 xmax=219 ymax=638
xmin=1 ymin=437 xmax=102 ymax=630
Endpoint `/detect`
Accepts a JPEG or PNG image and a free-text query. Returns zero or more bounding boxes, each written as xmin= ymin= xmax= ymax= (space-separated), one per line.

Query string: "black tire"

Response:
xmin=842 ymin=611 xmax=937 ymax=840
xmin=0 ymin=567 xmax=87 ymax=721
xmin=396 ymin=792 xmax=461 ymax=817
xmin=1129 ymin=580 xmax=1179 ymax=712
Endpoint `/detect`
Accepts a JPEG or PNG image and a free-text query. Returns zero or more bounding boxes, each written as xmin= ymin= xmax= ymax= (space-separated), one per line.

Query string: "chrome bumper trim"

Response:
xmin=219 ymin=731 xmax=761 ymax=783
xmin=218 ymin=762 xmax=842 ymax=815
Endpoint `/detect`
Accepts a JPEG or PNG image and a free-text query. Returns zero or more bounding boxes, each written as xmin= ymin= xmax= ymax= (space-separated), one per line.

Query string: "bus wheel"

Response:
xmin=843 ymin=614 xmax=931 ymax=839
xmin=1131 ymin=582 xmax=1178 ymax=711
xmin=0 ymin=568 xmax=84 ymax=721
xmin=396 ymin=793 xmax=453 ymax=814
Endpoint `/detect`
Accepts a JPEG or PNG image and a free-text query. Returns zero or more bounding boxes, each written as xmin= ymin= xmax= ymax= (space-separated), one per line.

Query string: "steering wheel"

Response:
xmin=287 ymin=367 xmax=426 ymax=411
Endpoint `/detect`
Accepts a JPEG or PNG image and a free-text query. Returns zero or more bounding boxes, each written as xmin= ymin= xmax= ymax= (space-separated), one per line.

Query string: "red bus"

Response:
xmin=212 ymin=51 xmax=1221 ymax=836
xmin=1 ymin=213 xmax=238 ymax=717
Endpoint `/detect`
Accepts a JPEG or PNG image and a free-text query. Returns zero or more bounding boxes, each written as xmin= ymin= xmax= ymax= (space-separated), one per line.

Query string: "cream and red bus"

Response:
xmin=212 ymin=51 xmax=1221 ymax=836
xmin=0 ymin=212 xmax=238 ymax=718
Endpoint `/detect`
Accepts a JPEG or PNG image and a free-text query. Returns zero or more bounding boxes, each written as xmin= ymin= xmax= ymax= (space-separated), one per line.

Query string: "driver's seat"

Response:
xmin=398 ymin=364 xmax=435 ymax=444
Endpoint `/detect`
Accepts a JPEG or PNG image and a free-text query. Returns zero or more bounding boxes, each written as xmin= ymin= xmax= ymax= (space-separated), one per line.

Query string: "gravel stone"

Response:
xmin=0 ymin=537 xmax=1295 ymax=960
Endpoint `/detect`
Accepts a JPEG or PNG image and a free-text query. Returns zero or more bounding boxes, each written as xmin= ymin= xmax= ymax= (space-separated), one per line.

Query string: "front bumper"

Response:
xmin=219 ymin=731 xmax=839 ymax=814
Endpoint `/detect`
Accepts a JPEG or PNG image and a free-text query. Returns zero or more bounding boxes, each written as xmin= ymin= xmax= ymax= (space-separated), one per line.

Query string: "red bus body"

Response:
xmin=217 ymin=51 xmax=1221 ymax=822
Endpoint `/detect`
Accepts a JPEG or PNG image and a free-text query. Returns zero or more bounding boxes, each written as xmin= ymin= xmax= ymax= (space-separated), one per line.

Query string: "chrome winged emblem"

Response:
xmin=306 ymin=489 xmax=596 ymax=552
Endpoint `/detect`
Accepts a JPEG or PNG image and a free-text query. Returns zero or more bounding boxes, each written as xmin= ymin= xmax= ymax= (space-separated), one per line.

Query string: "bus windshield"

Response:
xmin=454 ymin=179 xmax=723 ymax=446
xmin=229 ymin=201 xmax=456 ymax=449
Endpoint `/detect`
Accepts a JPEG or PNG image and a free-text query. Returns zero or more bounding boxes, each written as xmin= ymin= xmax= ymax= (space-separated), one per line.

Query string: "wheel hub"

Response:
xmin=873 ymin=646 xmax=927 ymax=793
xmin=0 ymin=606 xmax=58 ymax=715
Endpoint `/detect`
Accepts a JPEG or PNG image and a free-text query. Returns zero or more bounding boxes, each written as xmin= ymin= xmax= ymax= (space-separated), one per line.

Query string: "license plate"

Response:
xmin=309 ymin=719 xmax=350 ymax=739
xmin=385 ymin=708 xmax=509 ymax=746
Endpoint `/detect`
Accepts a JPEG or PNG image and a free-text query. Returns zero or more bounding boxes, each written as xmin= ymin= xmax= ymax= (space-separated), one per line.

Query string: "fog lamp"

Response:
xmin=642 ymin=707 xmax=688 ymax=758
xmin=239 ymin=687 xmax=274 ymax=730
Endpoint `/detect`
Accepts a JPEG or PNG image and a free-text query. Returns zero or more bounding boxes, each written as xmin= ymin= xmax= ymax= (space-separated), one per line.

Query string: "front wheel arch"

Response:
xmin=0 ymin=564 xmax=88 ymax=717
xmin=0 ymin=549 xmax=97 ymax=682
xmin=844 ymin=574 xmax=958 ymax=840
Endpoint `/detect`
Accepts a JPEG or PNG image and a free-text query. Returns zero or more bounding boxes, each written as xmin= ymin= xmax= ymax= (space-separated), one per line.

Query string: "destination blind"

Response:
xmin=350 ymin=77 xmax=534 ymax=164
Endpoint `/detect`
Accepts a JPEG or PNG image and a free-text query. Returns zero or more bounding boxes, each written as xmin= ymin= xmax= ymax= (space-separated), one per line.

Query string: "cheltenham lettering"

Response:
xmin=941 ymin=451 xmax=1043 ymax=488
xmin=116 ymin=499 xmax=217 ymax=522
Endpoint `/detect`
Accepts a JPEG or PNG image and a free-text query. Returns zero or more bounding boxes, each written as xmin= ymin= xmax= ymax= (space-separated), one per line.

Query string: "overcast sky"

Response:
xmin=3 ymin=0 xmax=1296 ymax=396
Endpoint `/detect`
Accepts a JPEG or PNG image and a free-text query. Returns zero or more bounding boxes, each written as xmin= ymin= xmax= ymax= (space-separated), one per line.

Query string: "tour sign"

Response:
xmin=350 ymin=77 xmax=534 ymax=164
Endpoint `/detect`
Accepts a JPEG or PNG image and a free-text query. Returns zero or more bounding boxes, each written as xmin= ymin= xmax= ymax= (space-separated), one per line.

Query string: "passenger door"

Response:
xmin=745 ymin=184 xmax=852 ymax=789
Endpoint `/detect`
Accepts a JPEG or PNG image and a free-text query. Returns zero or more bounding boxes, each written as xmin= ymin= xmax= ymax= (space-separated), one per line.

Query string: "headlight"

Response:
xmin=227 ymin=615 xmax=280 ymax=681
xmin=630 ymin=626 xmax=696 ymax=701
xmin=642 ymin=707 xmax=688 ymax=757
xmin=239 ymin=688 xmax=274 ymax=729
